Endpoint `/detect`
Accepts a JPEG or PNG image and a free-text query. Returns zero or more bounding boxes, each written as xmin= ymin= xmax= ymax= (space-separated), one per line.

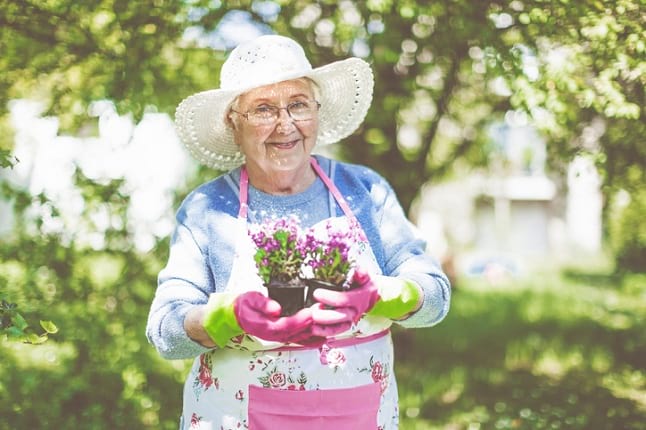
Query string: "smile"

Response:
xmin=270 ymin=140 xmax=299 ymax=149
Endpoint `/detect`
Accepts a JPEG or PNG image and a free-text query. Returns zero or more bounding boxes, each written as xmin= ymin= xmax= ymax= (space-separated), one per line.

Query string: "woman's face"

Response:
xmin=229 ymin=79 xmax=319 ymax=176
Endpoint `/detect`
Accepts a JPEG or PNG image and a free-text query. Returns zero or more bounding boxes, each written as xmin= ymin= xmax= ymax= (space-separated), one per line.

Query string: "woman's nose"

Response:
xmin=275 ymin=108 xmax=295 ymax=132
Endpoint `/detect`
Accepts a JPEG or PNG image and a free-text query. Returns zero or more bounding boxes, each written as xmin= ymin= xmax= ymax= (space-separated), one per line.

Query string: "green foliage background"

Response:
xmin=0 ymin=0 xmax=644 ymax=428
xmin=1 ymin=181 xmax=645 ymax=428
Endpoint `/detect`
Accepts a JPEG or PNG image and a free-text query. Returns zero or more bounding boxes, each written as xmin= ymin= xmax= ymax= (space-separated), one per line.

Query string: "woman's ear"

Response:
xmin=225 ymin=111 xmax=236 ymax=130
xmin=226 ymin=98 xmax=241 ymax=131
xmin=226 ymin=113 xmax=242 ymax=148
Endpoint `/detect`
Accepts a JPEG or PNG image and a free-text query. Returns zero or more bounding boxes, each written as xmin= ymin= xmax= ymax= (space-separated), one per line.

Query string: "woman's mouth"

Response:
xmin=270 ymin=140 xmax=298 ymax=150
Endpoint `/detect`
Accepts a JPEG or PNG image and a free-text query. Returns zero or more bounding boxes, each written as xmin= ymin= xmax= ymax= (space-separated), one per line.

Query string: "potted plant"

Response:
xmin=302 ymin=220 xmax=361 ymax=307
xmin=249 ymin=217 xmax=307 ymax=316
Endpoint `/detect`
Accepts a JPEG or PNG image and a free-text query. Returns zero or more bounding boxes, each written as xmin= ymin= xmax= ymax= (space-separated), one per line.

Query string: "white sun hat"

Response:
xmin=174 ymin=34 xmax=374 ymax=170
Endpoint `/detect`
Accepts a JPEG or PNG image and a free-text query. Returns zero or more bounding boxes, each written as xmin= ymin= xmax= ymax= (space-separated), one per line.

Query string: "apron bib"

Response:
xmin=180 ymin=158 xmax=399 ymax=429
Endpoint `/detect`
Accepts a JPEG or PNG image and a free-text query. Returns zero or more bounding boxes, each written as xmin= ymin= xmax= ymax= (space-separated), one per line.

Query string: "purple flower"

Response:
xmin=249 ymin=217 xmax=362 ymax=286
xmin=302 ymin=220 xmax=361 ymax=285
xmin=249 ymin=216 xmax=306 ymax=284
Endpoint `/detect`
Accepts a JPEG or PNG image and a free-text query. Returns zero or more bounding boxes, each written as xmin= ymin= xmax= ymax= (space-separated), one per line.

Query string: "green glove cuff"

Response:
xmin=202 ymin=292 xmax=244 ymax=348
xmin=368 ymin=278 xmax=422 ymax=320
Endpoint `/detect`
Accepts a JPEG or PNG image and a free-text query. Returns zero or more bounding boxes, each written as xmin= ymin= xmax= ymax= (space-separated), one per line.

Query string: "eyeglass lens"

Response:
xmin=249 ymin=101 xmax=319 ymax=124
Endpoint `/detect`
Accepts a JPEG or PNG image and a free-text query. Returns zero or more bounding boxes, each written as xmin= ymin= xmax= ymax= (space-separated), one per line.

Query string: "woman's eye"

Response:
xmin=254 ymin=105 xmax=274 ymax=114
xmin=289 ymin=101 xmax=308 ymax=111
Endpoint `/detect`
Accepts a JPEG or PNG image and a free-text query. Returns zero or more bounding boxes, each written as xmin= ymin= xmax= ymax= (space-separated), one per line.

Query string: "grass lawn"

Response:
xmin=395 ymin=267 xmax=646 ymax=429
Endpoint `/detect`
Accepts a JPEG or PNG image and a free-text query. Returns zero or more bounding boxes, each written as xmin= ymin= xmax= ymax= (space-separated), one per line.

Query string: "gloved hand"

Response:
xmin=311 ymin=271 xmax=423 ymax=337
xmin=202 ymin=291 xmax=314 ymax=348
xmin=367 ymin=275 xmax=422 ymax=320
xmin=310 ymin=269 xmax=379 ymax=337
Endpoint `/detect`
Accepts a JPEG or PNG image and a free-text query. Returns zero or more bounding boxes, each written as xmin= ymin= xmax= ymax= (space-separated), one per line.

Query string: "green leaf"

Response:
xmin=40 ymin=320 xmax=59 ymax=334
xmin=11 ymin=313 xmax=29 ymax=331
xmin=25 ymin=333 xmax=48 ymax=344
xmin=0 ymin=149 xmax=18 ymax=168
xmin=5 ymin=326 xmax=24 ymax=339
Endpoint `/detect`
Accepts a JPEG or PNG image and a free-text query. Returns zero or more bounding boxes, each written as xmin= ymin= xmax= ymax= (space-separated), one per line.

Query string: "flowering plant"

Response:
xmin=249 ymin=217 xmax=306 ymax=285
xmin=249 ymin=217 xmax=361 ymax=289
xmin=302 ymin=220 xmax=360 ymax=286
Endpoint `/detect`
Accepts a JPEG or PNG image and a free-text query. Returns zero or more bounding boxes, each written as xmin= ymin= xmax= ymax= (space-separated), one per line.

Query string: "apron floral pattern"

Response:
xmin=180 ymin=158 xmax=399 ymax=429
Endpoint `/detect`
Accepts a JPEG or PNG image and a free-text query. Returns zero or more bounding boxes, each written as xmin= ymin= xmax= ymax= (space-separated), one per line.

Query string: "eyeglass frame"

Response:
xmin=229 ymin=99 xmax=321 ymax=126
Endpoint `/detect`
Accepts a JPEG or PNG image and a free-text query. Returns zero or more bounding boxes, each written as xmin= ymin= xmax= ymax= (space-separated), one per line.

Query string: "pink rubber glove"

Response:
xmin=234 ymin=292 xmax=314 ymax=344
xmin=310 ymin=269 xmax=379 ymax=337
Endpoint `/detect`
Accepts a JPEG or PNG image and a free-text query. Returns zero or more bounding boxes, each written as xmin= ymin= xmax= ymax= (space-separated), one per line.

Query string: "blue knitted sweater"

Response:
xmin=146 ymin=156 xmax=451 ymax=359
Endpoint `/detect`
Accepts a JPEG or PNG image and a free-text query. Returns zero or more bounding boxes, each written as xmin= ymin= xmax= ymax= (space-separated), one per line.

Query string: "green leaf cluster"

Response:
xmin=0 ymin=149 xmax=18 ymax=168
xmin=0 ymin=297 xmax=57 ymax=344
xmin=0 ymin=172 xmax=188 ymax=429
xmin=2 ymin=0 xmax=643 ymax=232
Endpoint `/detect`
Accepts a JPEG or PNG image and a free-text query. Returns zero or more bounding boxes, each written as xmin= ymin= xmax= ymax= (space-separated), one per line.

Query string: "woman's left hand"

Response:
xmin=310 ymin=269 xmax=379 ymax=336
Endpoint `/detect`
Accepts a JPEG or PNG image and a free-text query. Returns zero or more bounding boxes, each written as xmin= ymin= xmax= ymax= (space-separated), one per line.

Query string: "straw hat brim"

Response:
xmin=175 ymin=57 xmax=374 ymax=170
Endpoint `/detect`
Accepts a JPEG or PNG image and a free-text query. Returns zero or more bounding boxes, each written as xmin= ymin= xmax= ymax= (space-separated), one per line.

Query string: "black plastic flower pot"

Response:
xmin=304 ymin=279 xmax=345 ymax=307
xmin=266 ymin=280 xmax=306 ymax=316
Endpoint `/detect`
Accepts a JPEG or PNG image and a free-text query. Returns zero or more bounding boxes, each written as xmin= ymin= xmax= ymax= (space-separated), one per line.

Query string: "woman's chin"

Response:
xmin=266 ymin=150 xmax=308 ymax=170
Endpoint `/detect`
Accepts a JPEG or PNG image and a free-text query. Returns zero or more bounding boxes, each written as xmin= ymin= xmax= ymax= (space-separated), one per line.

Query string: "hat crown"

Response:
xmin=220 ymin=35 xmax=313 ymax=91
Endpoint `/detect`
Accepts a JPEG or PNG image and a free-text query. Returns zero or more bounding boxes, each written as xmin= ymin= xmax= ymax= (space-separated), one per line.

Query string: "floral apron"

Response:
xmin=180 ymin=158 xmax=398 ymax=430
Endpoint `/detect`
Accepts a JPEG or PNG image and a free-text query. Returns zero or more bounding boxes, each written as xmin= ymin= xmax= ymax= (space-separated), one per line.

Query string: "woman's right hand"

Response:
xmin=233 ymin=291 xmax=314 ymax=344
xmin=199 ymin=291 xmax=316 ymax=348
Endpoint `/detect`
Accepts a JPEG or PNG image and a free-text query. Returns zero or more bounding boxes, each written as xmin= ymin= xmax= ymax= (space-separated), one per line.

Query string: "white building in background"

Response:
xmin=566 ymin=155 xmax=603 ymax=253
xmin=472 ymin=174 xmax=556 ymax=257
xmin=412 ymin=121 xmax=603 ymax=277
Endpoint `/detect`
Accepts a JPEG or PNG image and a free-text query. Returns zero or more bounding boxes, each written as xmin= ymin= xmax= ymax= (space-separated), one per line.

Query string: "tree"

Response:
xmin=0 ymin=167 xmax=187 ymax=428
xmin=0 ymin=2 xmax=644 ymax=427
xmin=0 ymin=0 xmax=225 ymax=129
xmin=2 ymin=0 xmax=642 ymax=213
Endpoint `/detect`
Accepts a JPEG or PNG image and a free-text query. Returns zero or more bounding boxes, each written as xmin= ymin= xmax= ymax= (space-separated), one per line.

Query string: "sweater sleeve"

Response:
xmin=145 ymin=178 xmax=240 ymax=360
xmin=380 ymin=179 xmax=451 ymax=328
xmin=145 ymin=220 xmax=214 ymax=359
xmin=347 ymin=166 xmax=451 ymax=328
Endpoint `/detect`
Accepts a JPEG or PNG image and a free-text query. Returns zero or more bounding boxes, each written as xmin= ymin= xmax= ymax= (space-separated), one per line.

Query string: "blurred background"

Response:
xmin=1 ymin=1 xmax=644 ymax=429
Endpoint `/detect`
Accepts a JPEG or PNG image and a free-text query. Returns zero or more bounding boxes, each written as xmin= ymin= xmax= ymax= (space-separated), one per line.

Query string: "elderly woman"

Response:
xmin=146 ymin=35 xmax=451 ymax=429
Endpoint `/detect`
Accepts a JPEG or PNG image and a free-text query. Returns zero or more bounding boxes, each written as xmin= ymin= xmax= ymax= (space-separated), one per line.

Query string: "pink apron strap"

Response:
xmin=308 ymin=157 xmax=353 ymax=217
xmin=239 ymin=166 xmax=249 ymax=219
xmin=309 ymin=157 xmax=368 ymax=241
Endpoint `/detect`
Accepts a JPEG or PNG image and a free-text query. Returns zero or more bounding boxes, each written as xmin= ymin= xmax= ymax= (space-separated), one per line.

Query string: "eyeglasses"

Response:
xmin=231 ymin=100 xmax=321 ymax=126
